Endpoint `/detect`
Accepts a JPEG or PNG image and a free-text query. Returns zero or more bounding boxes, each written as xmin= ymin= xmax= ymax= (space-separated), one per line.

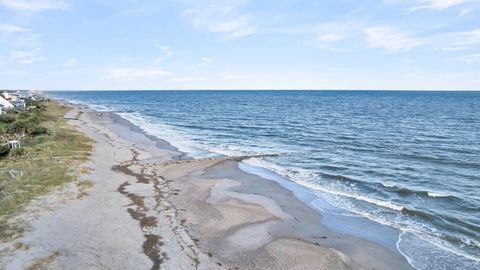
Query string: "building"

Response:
xmin=9 ymin=94 xmax=18 ymax=102
xmin=13 ymin=100 xmax=26 ymax=110
xmin=1 ymin=92 xmax=11 ymax=100
xmin=0 ymin=95 xmax=14 ymax=109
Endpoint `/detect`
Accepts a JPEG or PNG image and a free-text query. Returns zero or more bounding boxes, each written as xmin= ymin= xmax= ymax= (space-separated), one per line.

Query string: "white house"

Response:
xmin=9 ymin=94 xmax=18 ymax=102
xmin=0 ymin=96 xmax=14 ymax=109
xmin=1 ymin=92 xmax=11 ymax=99
xmin=13 ymin=100 xmax=26 ymax=110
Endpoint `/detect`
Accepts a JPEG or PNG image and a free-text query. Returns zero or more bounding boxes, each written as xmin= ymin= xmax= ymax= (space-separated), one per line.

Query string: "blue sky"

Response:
xmin=0 ymin=0 xmax=479 ymax=90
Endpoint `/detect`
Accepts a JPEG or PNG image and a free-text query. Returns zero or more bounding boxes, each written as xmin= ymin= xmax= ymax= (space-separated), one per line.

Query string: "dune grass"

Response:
xmin=0 ymin=101 xmax=93 ymax=241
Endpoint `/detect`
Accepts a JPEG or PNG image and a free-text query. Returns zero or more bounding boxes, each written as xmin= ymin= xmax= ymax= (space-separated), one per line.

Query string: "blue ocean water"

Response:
xmin=48 ymin=90 xmax=480 ymax=269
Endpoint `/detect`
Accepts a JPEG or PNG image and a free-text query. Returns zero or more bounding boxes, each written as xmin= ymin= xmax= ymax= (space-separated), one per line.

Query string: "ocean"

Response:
xmin=48 ymin=90 xmax=480 ymax=269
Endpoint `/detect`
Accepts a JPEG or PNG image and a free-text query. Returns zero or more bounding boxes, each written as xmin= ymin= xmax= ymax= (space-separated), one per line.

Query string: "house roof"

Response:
xmin=0 ymin=96 xmax=14 ymax=108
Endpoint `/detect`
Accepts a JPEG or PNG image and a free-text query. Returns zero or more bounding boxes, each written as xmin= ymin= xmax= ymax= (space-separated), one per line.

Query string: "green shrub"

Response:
xmin=0 ymin=144 xmax=10 ymax=157
xmin=11 ymin=119 xmax=30 ymax=133
xmin=29 ymin=115 xmax=42 ymax=126
xmin=17 ymin=112 xmax=30 ymax=120
xmin=25 ymin=99 xmax=41 ymax=107
xmin=0 ymin=114 xmax=16 ymax=123
xmin=8 ymin=116 xmax=40 ymax=134
xmin=0 ymin=125 xmax=8 ymax=135
xmin=9 ymin=147 xmax=26 ymax=157
xmin=31 ymin=126 xmax=48 ymax=135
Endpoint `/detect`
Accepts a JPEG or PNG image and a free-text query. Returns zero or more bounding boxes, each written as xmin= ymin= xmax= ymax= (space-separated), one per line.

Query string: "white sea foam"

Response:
xmin=61 ymin=98 xmax=113 ymax=112
xmin=241 ymin=157 xmax=480 ymax=267
xmin=64 ymin=98 xmax=82 ymax=104
xmin=427 ymin=191 xmax=452 ymax=198
xmin=380 ymin=182 xmax=396 ymax=188
xmin=310 ymin=199 xmax=359 ymax=217
xmin=397 ymin=231 xmax=480 ymax=270
xmin=118 ymin=112 xmax=211 ymax=157
xmin=89 ymin=104 xmax=112 ymax=112
xmin=244 ymin=158 xmax=405 ymax=211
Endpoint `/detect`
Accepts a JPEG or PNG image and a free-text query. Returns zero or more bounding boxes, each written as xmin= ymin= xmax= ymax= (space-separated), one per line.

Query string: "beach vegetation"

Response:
xmin=25 ymin=251 xmax=60 ymax=270
xmin=0 ymin=114 xmax=16 ymax=124
xmin=0 ymin=144 xmax=10 ymax=157
xmin=9 ymin=148 xmax=26 ymax=157
xmin=30 ymin=126 xmax=48 ymax=136
xmin=76 ymin=180 xmax=94 ymax=199
xmin=0 ymin=101 xmax=93 ymax=242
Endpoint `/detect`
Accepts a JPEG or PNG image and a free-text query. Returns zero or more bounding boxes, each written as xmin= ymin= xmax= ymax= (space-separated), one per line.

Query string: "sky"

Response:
xmin=0 ymin=0 xmax=480 ymax=90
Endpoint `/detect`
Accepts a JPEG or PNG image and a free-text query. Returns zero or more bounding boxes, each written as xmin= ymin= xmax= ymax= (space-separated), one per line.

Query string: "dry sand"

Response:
xmin=0 ymin=106 xmax=414 ymax=270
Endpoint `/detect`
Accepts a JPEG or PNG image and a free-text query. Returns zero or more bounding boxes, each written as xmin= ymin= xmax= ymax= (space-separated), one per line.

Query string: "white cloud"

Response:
xmin=459 ymin=8 xmax=472 ymax=15
xmin=106 ymin=68 xmax=170 ymax=80
xmin=315 ymin=32 xmax=349 ymax=52
xmin=0 ymin=0 xmax=69 ymax=11
xmin=387 ymin=27 xmax=480 ymax=52
xmin=196 ymin=56 xmax=214 ymax=68
xmin=11 ymin=50 xmax=29 ymax=59
xmin=170 ymin=76 xmax=204 ymax=82
xmin=12 ymin=48 xmax=39 ymax=59
xmin=0 ymin=23 xmax=29 ymax=34
xmin=18 ymin=57 xmax=45 ymax=64
xmin=153 ymin=45 xmax=173 ymax=63
xmin=202 ymin=57 xmax=213 ymax=62
xmin=18 ymin=56 xmax=45 ymax=64
xmin=453 ymin=28 xmax=480 ymax=45
xmin=289 ymin=20 xmax=362 ymax=52
xmin=457 ymin=54 xmax=480 ymax=63
xmin=434 ymin=28 xmax=480 ymax=50
xmin=347 ymin=8 xmax=364 ymax=15
xmin=415 ymin=0 xmax=477 ymax=10
xmin=0 ymin=70 xmax=25 ymax=75
xmin=206 ymin=16 xmax=257 ymax=39
xmin=11 ymin=47 xmax=45 ymax=64
xmin=317 ymin=33 xmax=346 ymax=42
xmin=364 ymin=26 xmax=425 ymax=52
xmin=64 ymin=57 xmax=77 ymax=67
xmin=181 ymin=0 xmax=257 ymax=39
xmin=385 ymin=0 xmax=479 ymax=11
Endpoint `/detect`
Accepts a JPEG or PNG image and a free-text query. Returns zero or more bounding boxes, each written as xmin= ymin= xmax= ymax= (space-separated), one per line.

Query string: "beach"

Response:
xmin=0 ymin=103 xmax=415 ymax=269
xmin=1 ymin=0 xmax=478 ymax=266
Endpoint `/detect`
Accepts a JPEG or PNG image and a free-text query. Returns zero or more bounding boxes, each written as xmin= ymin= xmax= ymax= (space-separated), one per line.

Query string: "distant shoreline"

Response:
xmin=42 ymin=89 xmax=480 ymax=92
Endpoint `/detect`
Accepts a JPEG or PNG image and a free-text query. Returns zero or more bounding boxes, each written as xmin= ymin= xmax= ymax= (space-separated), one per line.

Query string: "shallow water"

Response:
xmin=48 ymin=90 xmax=480 ymax=269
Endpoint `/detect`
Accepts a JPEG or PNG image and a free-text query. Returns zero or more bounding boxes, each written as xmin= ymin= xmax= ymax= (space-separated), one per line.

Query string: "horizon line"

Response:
xmin=38 ymin=89 xmax=480 ymax=92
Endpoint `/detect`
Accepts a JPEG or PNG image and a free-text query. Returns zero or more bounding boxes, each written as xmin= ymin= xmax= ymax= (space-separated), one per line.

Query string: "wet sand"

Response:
xmin=0 ymin=106 xmax=414 ymax=269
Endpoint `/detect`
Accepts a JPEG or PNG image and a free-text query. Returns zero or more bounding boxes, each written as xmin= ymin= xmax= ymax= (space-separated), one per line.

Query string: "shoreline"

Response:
xmin=79 ymin=100 xmax=414 ymax=258
xmin=109 ymin=103 xmax=415 ymax=258
xmin=0 ymin=103 xmax=414 ymax=269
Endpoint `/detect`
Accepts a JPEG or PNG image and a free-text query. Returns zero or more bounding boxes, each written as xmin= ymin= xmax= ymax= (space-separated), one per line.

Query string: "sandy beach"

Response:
xmin=0 ymin=105 xmax=414 ymax=270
